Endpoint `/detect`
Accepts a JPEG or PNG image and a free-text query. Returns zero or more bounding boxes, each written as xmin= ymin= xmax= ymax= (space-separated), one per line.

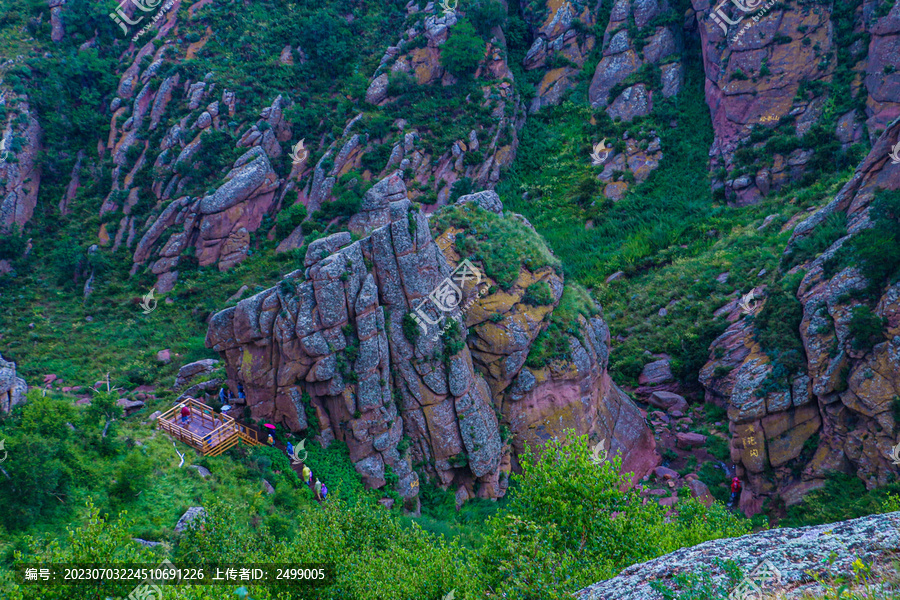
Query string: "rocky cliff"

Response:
xmin=0 ymin=92 xmax=41 ymax=235
xmin=700 ymin=116 xmax=900 ymax=514
xmin=576 ymin=510 xmax=900 ymax=599
xmin=205 ymin=175 xmax=657 ymax=502
xmin=692 ymin=0 xmax=900 ymax=205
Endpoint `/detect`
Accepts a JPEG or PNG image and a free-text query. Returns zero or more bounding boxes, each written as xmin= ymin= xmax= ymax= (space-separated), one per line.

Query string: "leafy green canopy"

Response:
xmin=474 ymin=432 xmax=751 ymax=599
xmin=4 ymin=430 xmax=749 ymax=599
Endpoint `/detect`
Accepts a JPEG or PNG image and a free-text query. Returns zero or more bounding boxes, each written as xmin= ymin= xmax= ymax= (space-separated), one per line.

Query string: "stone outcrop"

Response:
xmin=0 ymin=93 xmax=42 ymax=234
xmin=0 ymin=353 xmax=28 ymax=414
xmin=132 ymin=146 xmax=281 ymax=292
xmin=206 ymin=178 xmax=657 ymax=500
xmin=523 ymin=0 xmax=601 ymax=113
xmin=576 ymin=511 xmax=900 ymax=600
xmin=699 ymin=117 xmax=900 ymax=513
xmin=352 ymin=3 xmax=526 ymax=204
xmin=588 ymin=0 xmax=684 ymax=116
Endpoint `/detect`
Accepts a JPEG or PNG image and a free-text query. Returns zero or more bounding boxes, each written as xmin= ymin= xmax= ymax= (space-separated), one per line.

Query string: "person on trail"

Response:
xmin=287 ymin=441 xmax=294 ymax=457
xmin=267 ymin=434 xmax=274 ymax=446
xmin=218 ymin=387 xmax=227 ymax=404
xmin=302 ymin=465 xmax=311 ymax=484
xmin=314 ymin=478 xmax=322 ymax=501
xmin=729 ymin=476 xmax=742 ymax=506
xmin=321 ymin=483 xmax=328 ymax=501
xmin=238 ymin=383 xmax=245 ymax=400
xmin=180 ymin=404 xmax=191 ymax=425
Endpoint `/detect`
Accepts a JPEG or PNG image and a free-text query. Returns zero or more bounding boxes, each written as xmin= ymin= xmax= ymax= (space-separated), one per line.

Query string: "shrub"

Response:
xmin=784 ymin=211 xmax=847 ymax=269
xmin=467 ymin=0 xmax=507 ymax=39
xmin=522 ymin=281 xmax=554 ymax=306
xmin=440 ymin=20 xmax=486 ymax=77
xmin=275 ymin=202 xmax=308 ymax=239
xmin=848 ymin=305 xmax=885 ymax=351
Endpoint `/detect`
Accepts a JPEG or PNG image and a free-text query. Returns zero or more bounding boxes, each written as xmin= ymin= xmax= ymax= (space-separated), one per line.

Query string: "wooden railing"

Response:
xmin=157 ymin=397 xmax=259 ymax=456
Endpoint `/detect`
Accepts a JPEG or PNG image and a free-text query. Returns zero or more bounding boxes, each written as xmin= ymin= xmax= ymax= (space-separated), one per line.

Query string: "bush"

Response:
xmin=522 ymin=281 xmax=554 ymax=306
xmin=275 ymin=202 xmax=308 ymax=239
xmin=467 ymin=0 xmax=507 ymax=39
xmin=848 ymin=305 xmax=885 ymax=351
xmin=440 ymin=20 xmax=485 ymax=77
xmin=476 ymin=432 xmax=750 ymax=599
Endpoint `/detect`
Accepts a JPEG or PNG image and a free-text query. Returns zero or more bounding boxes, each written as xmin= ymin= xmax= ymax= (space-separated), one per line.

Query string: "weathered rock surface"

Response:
xmin=0 ymin=353 xmax=28 ymax=413
xmin=174 ymin=359 xmax=220 ymax=390
xmin=0 ymin=94 xmax=42 ymax=235
xmin=132 ymin=146 xmax=281 ymax=292
xmin=576 ymin=511 xmax=900 ymax=600
xmin=174 ymin=506 xmax=207 ymax=533
xmin=206 ymin=179 xmax=657 ymax=499
xmin=588 ymin=0 xmax=683 ymax=115
xmin=523 ymin=0 xmax=601 ymax=113
xmin=700 ymin=117 xmax=900 ymax=512
xmin=692 ymin=0 xmax=900 ymax=204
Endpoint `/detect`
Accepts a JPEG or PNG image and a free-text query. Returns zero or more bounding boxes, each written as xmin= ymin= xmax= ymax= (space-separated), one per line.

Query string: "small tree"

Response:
xmin=440 ymin=20 xmax=486 ymax=77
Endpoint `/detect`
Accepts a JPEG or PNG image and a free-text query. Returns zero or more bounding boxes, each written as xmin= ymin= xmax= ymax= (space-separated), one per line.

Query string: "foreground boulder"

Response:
xmin=577 ymin=511 xmax=900 ymax=600
xmin=205 ymin=177 xmax=658 ymax=501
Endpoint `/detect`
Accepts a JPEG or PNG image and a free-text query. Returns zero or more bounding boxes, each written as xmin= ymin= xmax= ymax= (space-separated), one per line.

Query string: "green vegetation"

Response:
xmin=522 ymin=281 xmax=554 ymax=306
xmin=440 ymin=19 xmax=486 ymax=77
xmin=430 ymin=202 xmax=561 ymax=289
xmin=825 ymin=189 xmax=900 ymax=297
xmin=781 ymin=473 xmax=900 ymax=528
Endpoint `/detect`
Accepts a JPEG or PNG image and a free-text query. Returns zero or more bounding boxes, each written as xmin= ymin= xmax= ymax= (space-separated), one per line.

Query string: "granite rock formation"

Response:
xmin=692 ymin=0 xmax=900 ymax=205
xmin=205 ymin=177 xmax=658 ymax=501
xmin=0 ymin=93 xmax=41 ymax=234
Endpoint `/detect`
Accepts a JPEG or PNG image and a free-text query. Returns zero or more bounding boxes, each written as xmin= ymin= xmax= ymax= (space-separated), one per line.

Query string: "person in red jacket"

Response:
xmin=729 ymin=476 xmax=742 ymax=507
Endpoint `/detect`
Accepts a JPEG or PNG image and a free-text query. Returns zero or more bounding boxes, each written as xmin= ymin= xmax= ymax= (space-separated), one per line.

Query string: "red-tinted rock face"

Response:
xmin=205 ymin=180 xmax=658 ymax=501
xmin=700 ymin=118 xmax=900 ymax=512
xmin=131 ymin=146 xmax=281 ymax=292
xmin=691 ymin=0 xmax=900 ymax=205
xmin=588 ymin=0 xmax=684 ymax=117
xmin=0 ymin=94 xmax=42 ymax=234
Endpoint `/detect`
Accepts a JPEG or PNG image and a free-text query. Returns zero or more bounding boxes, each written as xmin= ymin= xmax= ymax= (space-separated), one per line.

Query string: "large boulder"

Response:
xmin=576 ymin=511 xmax=900 ymax=600
xmin=691 ymin=0 xmax=900 ymax=204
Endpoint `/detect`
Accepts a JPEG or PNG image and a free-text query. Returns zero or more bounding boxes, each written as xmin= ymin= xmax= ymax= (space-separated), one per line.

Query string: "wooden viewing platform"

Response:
xmin=157 ymin=397 xmax=260 ymax=456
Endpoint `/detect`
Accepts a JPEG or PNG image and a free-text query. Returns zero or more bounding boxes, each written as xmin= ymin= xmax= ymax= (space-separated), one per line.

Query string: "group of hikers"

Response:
xmin=218 ymin=383 xmax=245 ymax=405
xmin=266 ymin=433 xmax=328 ymax=502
